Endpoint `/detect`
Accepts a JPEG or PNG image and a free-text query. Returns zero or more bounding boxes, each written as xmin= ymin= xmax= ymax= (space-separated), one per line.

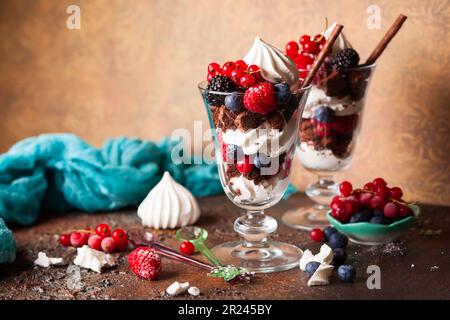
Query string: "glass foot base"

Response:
xmin=211 ymin=241 xmax=302 ymax=273
xmin=282 ymin=206 xmax=330 ymax=231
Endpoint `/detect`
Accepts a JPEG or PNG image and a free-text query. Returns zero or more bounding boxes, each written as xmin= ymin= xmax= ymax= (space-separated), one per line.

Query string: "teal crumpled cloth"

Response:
xmin=0 ymin=133 xmax=223 ymax=226
xmin=0 ymin=218 xmax=15 ymax=264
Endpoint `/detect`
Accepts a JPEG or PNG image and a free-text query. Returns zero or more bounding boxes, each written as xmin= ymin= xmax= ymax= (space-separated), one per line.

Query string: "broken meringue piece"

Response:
xmin=73 ymin=245 xmax=116 ymax=273
xmin=34 ymin=252 xmax=64 ymax=267
xmin=299 ymin=249 xmax=315 ymax=271
xmin=299 ymin=244 xmax=334 ymax=271
xmin=166 ymin=281 xmax=190 ymax=296
xmin=188 ymin=286 xmax=200 ymax=296
xmin=308 ymin=263 xmax=334 ymax=287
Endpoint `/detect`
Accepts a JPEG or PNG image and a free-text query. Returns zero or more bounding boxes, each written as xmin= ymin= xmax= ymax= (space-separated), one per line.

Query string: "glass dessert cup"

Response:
xmin=199 ymin=81 xmax=311 ymax=273
xmin=282 ymin=63 xmax=376 ymax=230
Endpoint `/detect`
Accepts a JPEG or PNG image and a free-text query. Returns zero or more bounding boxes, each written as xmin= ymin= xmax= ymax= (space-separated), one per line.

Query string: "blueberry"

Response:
xmin=332 ymin=248 xmax=347 ymax=266
xmin=254 ymin=153 xmax=271 ymax=168
xmin=275 ymin=91 xmax=292 ymax=104
xmin=337 ymin=264 xmax=356 ymax=282
xmin=273 ymin=82 xmax=290 ymax=92
xmin=224 ymin=92 xmax=244 ymax=112
xmin=349 ymin=211 xmax=372 ymax=223
xmin=305 ymin=261 xmax=321 ymax=277
xmin=323 ymin=226 xmax=337 ymax=241
xmin=373 ymin=210 xmax=384 ymax=217
xmin=327 ymin=232 xmax=348 ymax=249
xmin=313 ymin=106 xmax=335 ymax=123
xmin=286 ymin=93 xmax=299 ymax=110
xmin=226 ymin=144 xmax=243 ymax=162
xmin=370 ymin=216 xmax=391 ymax=225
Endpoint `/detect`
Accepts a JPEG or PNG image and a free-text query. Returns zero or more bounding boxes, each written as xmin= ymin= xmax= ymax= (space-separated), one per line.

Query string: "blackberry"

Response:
xmin=206 ymin=75 xmax=236 ymax=106
xmin=331 ymin=48 xmax=360 ymax=69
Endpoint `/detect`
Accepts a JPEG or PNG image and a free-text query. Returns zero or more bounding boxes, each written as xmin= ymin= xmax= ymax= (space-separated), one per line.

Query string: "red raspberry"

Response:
xmin=128 ymin=247 xmax=161 ymax=280
xmin=243 ymin=82 xmax=276 ymax=115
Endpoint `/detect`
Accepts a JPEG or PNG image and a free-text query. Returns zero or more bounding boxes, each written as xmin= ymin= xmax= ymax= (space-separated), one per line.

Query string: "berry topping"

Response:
xmin=128 ymin=247 xmax=161 ymax=280
xmin=100 ymin=237 xmax=116 ymax=253
xmin=224 ymin=92 xmax=244 ymax=112
xmin=95 ymin=223 xmax=111 ymax=238
xmin=87 ymin=235 xmax=102 ymax=251
xmin=230 ymin=68 xmax=245 ymax=84
xmin=363 ymin=182 xmax=374 ymax=191
xmin=313 ymin=106 xmax=335 ymax=123
xmin=331 ymin=48 xmax=360 ymax=69
xmin=310 ymin=228 xmax=325 ymax=242
xmin=59 ymin=234 xmax=71 ymax=247
xmin=180 ymin=241 xmax=195 ymax=255
xmin=305 ymin=261 xmax=321 ymax=277
xmin=70 ymin=232 xmax=89 ymax=247
xmin=243 ymin=82 xmax=277 ymax=115
xmin=337 ymin=264 xmax=356 ymax=282
xmin=339 ymin=181 xmax=353 ymax=197
xmin=206 ymin=75 xmax=237 ymax=105
xmin=239 ymin=74 xmax=256 ymax=88
xmin=273 ymin=82 xmax=292 ymax=104
xmin=327 ymin=232 xmax=348 ymax=249
xmin=236 ymin=155 xmax=253 ymax=174
xmin=234 ymin=59 xmax=248 ymax=70
xmin=247 ymin=64 xmax=260 ymax=73
xmin=221 ymin=61 xmax=236 ymax=76
xmin=372 ymin=177 xmax=387 ymax=188
xmin=299 ymin=35 xmax=310 ymax=45
xmin=208 ymin=62 xmax=221 ymax=74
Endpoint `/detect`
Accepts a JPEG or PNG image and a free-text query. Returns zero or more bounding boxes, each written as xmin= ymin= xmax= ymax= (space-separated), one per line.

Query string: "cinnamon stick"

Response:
xmin=301 ymin=24 xmax=344 ymax=88
xmin=365 ymin=14 xmax=407 ymax=65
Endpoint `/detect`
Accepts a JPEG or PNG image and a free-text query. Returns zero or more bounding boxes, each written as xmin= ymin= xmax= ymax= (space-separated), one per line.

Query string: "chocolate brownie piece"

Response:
xmin=321 ymin=69 xmax=351 ymax=98
xmin=244 ymin=167 xmax=264 ymax=185
xmin=226 ymin=164 xmax=240 ymax=179
xmin=330 ymin=134 xmax=353 ymax=158
xmin=267 ymin=111 xmax=285 ymax=130
xmin=218 ymin=106 xmax=237 ymax=130
xmin=348 ymin=68 xmax=372 ymax=101
xmin=235 ymin=110 xmax=262 ymax=131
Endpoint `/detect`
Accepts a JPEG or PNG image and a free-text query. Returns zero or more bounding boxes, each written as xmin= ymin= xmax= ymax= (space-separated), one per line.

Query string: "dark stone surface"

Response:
xmin=0 ymin=194 xmax=449 ymax=300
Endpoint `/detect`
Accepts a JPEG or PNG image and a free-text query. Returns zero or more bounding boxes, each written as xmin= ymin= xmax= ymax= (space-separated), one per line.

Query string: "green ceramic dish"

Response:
xmin=327 ymin=204 xmax=420 ymax=245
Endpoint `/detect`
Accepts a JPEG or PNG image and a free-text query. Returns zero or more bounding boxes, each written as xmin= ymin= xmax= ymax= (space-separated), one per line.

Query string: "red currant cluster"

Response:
xmin=179 ymin=241 xmax=195 ymax=255
xmin=331 ymin=178 xmax=412 ymax=224
xmin=285 ymin=34 xmax=326 ymax=79
xmin=59 ymin=223 xmax=129 ymax=253
xmin=207 ymin=61 xmax=263 ymax=88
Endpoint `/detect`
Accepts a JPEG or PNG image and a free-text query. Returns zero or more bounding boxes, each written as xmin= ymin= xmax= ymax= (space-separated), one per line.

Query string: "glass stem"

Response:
xmin=234 ymin=210 xmax=277 ymax=248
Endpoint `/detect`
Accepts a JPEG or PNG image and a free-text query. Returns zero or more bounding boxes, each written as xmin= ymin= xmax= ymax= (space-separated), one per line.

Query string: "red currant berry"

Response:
xmin=359 ymin=192 xmax=373 ymax=206
xmin=310 ymin=228 xmax=325 ymax=242
xmin=112 ymin=228 xmax=128 ymax=246
xmin=339 ymin=181 xmax=353 ymax=196
xmin=302 ymin=41 xmax=317 ymax=53
xmin=363 ymin=182 xmax=374 ymax=191
xmin=286 ymin=41 xmax=299 ymax=52
xmin=247 ymin=64 xmax=260 ymax=73
xmin=230 ymin=68 xmax=245 ymax=83
xmin=70 ymin=232 xmax=89 ymax=247
xmin=383 ymin=202 xmax=398 ymax=219
xmin=234 ymin=59 xmax=248 ymax=70
xmin=101 ymin=237 xmax=116 ymax=253
xmin=376 ymin=185 xmax=390 ymax=198
xmin=207 ymin=73 xmax=214 ymax=82
xmin=222 ymin=61 xmax=236 ymax=76
xmin=370 ymin=195 xmax=387 ymax=210
xmin=389 ymin=187 xmax=403 ymax=200
xmin=208 ymin=62 xmax=221 ymax=74
xmin=398 ymin=205 xmax=411 ymax=217
xmin=299 ymin=35 xmax=310 ymax=45
xmin=373 ymin=177 xmax=387 ymax=188
xmin=345 ymin=199 xmax=360 ymax=215
xmin=59 ymin=234 xmax=71 ymax=247
xmin=180 ymin=241 xmax=195 ymax=255
xmin=239 ymin=74 xmax=256 ymax=88
xmin=95 ymin=223 xmax=111 ymax=238
xmin=252 ymin=71 xmax=263 ymax=83
xmin=286 ymin=48 xmax=299 ymax=59
xmin=87 ymin=235 xmax=102 ymax=251
xmin=236 ymin=156 xmax=253 ymax=173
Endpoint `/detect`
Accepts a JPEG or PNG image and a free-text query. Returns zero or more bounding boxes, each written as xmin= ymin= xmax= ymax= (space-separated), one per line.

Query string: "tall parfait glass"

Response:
xmin=199 ymin=82 xmax=311 ymax=273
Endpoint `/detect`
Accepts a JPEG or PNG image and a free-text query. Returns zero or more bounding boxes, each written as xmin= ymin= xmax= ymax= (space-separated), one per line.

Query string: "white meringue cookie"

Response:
xmin=308 ymin=263 xmax=334 ymax=286
xmin=137 ymin=171 xmax=200 ymax=229
xmin=244 ymin=37 xmax=300 ymax=91
xmin=299 ymin=244 xmax=334 ymax=271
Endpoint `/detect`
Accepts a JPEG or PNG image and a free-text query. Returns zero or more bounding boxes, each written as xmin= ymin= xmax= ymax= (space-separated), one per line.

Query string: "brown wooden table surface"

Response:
xmin=0 ymin=194 xmax=449 ymax=300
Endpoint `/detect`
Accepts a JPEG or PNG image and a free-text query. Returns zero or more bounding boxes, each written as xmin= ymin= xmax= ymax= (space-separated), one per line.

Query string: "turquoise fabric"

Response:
xmin=0 ymin=218 xmax=16 ymax=264
xmin=0 ymin=134 xmax=223 ymax=226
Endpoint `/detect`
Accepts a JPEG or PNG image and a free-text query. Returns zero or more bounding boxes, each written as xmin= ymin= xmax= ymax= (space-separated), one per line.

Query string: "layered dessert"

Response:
xmin=285 ymin=23 xmax=373 ymax=172
xmin=201 ymin=38 xmax=306 ymax=207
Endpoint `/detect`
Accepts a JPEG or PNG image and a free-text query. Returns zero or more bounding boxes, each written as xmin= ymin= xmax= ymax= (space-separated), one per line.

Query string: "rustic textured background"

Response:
xmin=0 ymin=0 xmax=449 ymax=205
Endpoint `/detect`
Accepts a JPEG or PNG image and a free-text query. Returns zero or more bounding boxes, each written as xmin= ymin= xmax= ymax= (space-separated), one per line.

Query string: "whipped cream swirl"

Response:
xmin=323 ymin=22 xmax=353 ymax=59
xmin=138 ymin=171 xmax=200 ymax=229
xmin=244 ymin=37 xmax=299 ymax=91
